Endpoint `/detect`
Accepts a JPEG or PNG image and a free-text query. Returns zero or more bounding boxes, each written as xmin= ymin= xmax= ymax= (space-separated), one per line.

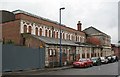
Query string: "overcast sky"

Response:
xmin=0 ymin=0 xmax=119 ymax=44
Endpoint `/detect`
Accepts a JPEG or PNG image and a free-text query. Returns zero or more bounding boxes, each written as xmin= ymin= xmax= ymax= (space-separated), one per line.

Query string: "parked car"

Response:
xmin=112 ymin=55 xmax=119 ymax=62
xmin=100 ymin=57 xmax=108 ymax=64
xmin=86 ymin=58 xmax=93 ymax=67
xmin=91 ymin=57 xmax=101 ymax=66
xmin=73 ymin=58 xmax=92 ymax=68
xmin=106 ymin=56 xmax=114 ymax=63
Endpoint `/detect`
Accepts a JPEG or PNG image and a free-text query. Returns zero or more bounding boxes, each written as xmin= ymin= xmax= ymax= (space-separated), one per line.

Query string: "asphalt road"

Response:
xmin=33 ymin=62 xmax=119 ymax=75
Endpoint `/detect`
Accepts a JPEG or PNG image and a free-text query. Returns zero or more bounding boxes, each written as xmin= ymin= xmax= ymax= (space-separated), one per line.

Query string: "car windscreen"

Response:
xmin=79 ymin=59 xmax=86 ymax=61
xmin=91 ymin=58 xmax=97 ymax=61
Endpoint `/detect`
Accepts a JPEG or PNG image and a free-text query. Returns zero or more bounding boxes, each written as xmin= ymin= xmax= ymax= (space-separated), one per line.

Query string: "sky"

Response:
xmin=0 ymin=0 xmax=119 ymax=44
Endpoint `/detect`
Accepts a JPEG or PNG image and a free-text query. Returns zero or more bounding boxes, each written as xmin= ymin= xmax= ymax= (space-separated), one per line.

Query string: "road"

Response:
xmin=31 ymin=62 xmax=118 ymax=75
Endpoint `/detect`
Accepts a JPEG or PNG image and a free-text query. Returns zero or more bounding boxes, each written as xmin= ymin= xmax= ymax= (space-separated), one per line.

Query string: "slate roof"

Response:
xmin=83 ymin=26 xmax=110 ymax=38
xmin=32 ymin=35 xmax=78 ymax=46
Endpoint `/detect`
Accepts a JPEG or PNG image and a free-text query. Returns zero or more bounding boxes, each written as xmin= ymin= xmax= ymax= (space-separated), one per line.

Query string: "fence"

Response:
xmin=2 ymin=44 xmax=45 ymax=72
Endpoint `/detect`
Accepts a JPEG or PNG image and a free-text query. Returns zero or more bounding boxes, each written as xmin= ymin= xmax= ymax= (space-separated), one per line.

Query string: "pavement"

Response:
xmin=2 ymin=65 xmax=73 ymax=75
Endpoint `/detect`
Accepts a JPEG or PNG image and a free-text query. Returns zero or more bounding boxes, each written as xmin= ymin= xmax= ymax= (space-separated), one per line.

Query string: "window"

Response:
xmin=35 ymin=27 xmax=38 ymax=36
xmin=91 ymin=53 xmax=93 ymax=57
xmin=39 ymin=28 xmax=42 ymax=36
xmin=49 ymin=49 xmax=52 ymax=56
xmin=68 ymin=35 xmax=70 ymax=40
xmin=24 ymin=25 xmax=27 ymax=33
xmin=53 ymin=49 xmax=56 ymax=56
xmin=94 ymin=53 xmax=96 ymax=57
xmin=72 ymin=35 xmax=74 ymax=41
xmin=82 ymin=53 xmax=85 ymax=58
xmin=49 ymin=30 xmax=51 ymax=37
xmin=76 ymin=36 xmax=77 ymax=41
xmin=56 ymin=32 xmax=58 ymax=38
xmin=28 ymin=26 xmax=31 ymax=34
xmin=45 ymin=30 xmax=47 ymax=37
xmin=53 ymin=31 xmax=55 ymax=38
xmin=63 ymin=33 xmax=65 ymax=39
xmin=77 ymin=36 xmax=79 ymax=42
xmin=87 ymin=53 xmax=89 ymax=58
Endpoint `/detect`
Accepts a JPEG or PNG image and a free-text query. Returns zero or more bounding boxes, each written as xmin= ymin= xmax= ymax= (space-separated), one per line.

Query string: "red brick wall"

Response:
xmin=2 ymin=20 xmax=21 ymax=45
xmin=114 ymin=47 xmax=120 ymax=59
xmin=15 ymin=13 xmax=85 ymax=36
xmin=24 ymin=35 xmax=45 ymax=48
xmin=87 ymin=36 xmax=101 ymax=45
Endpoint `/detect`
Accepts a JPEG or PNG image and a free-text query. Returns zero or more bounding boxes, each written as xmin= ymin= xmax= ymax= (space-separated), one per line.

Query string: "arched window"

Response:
xmin=49 ymin=30 xmax=51 ymax=37
xmin=68 ymin=34 xmax=70 ymax=40
xmin=66 ymin=34 xmax=68 ymax=40
xmin=56 ymin=32 xmax=58 ymax=38
xmin=28 ymin=26 xmax=32 ymax=34
xmin=80 ymin=37 xmax=82 ymax=42
xmin=45 ymin=29 xmax=47 ymax=37
xmin=72 ymin=35 xmax=74 ymax=40
xmin=35 ymin=27 xmax=38 ymax=36
xmin=53 ymin=31 xmax=55 ymax=38
xmin=24 ymin=25 xmax=27 ymax=33
xmin=39 ymin=28 xmax=42 ymax=36
xmin=76 ymin=36 xmax=77 ymax=41
xmin=63 ymin=33 xmax=65 ymax=39
xmin=78 ymin=37 xmax=79 ymax=42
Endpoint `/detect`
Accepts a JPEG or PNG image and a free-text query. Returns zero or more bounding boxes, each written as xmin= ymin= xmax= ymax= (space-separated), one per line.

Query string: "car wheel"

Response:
xmin=90 ymin=64 xmax=93 ymax=67
xmin=84 ymin=64 xmax=87 ymax=68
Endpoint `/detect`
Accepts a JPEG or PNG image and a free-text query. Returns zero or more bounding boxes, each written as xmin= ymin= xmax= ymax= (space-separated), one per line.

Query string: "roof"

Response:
xmin=83 ymin=26 xmax=110 ymax=38
xmin=32 ymin=35 xmax=97 ymax=47
xmin=12 ymin=9 xmax=64 ymax=26
xmin=12 ymin=9 xmax=85 ymax=35
xmin=75 ymin=42 xmax=98 ymax=47
xmin=32 ymin=35 xmax=78 ymax=46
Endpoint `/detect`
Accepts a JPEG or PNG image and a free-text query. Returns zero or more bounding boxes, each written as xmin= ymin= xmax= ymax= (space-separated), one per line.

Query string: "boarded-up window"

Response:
xmin=24 ymin=25 xmax=27 ymax=33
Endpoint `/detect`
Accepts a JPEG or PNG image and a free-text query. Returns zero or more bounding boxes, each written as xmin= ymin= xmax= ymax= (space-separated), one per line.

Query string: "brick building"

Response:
xmin=83 ymin=27 xmax=113 ymax=57
xmin=111 ymin=44 xmax=120 ymax=59
xmin=0 ymin=10 xmax=113 ymax=67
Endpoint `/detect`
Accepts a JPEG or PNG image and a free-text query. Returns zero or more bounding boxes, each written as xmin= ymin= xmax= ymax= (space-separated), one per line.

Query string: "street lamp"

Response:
xmin=59 ymin=7 xmax=65 ymax=67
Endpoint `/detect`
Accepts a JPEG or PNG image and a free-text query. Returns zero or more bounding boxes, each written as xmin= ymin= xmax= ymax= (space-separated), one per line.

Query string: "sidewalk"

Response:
xmin=2 ymin=65 xmax=73 ymax=75
xmin=45 ymin=65 xmax=73 ymax=71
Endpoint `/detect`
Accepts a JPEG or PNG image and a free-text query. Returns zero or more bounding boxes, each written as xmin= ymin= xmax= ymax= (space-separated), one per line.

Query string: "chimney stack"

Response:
xmin=77 ymin=21 xmax=82 ymax=31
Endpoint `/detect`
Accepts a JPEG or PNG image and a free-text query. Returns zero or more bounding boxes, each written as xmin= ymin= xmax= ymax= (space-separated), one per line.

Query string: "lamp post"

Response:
xmin=59 ymin=7 xmax=65 ymax=67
